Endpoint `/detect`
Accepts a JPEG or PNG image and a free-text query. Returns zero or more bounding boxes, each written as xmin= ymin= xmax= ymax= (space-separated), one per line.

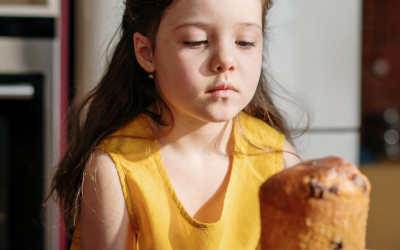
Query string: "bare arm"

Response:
xmin=282 ymin=140 xmax=301 ymax=170
xmin=81 ymin=149 xmax=136 ymax=250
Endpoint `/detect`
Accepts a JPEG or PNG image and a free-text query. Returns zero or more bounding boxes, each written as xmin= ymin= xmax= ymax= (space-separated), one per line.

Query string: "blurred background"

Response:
xmin=0 ymin=0 xmax=399 ymax=249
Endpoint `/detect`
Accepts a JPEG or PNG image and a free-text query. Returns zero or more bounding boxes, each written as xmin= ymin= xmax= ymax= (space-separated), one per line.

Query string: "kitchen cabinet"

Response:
xmin=361 ymin=163 xmax=400 ymax=250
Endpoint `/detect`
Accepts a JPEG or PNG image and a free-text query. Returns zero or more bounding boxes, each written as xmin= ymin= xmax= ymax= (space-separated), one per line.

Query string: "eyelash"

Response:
xmin=183 ymin=40 xmax=255 ymax=49
xmin=236 ymin=41 xmax=255 ymax=48
xmin=183 ymin=41 xmax=208 ymax=48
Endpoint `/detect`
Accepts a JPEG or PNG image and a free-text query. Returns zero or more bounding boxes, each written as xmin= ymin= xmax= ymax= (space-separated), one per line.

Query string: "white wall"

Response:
xmin=266 ymin=0 xmax=362 ymax=130
xmin=75 ymin=0 xmax=124 ymax=98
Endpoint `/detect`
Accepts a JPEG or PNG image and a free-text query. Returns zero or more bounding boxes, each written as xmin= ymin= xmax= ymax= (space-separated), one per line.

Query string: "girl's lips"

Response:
xmin=206 ymin=83 xmax=238 ymax=92
xmin=206 ymin=83 xmax=238 ymax=98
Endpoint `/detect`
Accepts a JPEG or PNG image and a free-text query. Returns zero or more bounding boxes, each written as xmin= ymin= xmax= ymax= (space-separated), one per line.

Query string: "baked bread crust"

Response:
xmin=259 ymin=157 xmax=371 ymax=250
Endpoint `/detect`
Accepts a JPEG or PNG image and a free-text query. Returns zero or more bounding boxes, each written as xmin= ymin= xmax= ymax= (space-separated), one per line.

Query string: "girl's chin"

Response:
xmin=197 ymin=109 xmax=241 ymax=123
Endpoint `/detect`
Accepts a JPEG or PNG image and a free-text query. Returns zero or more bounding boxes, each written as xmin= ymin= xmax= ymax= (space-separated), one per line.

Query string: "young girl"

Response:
xmin=50 ymin=0 xmax=300 ymax=248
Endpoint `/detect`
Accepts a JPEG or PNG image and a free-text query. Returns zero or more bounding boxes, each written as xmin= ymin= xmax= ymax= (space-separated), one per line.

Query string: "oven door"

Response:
xmin=0 ymin=74 xmax=44 ymax=250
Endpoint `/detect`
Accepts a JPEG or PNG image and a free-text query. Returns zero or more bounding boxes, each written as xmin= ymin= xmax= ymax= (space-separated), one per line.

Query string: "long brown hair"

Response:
xmin=47 ymin=0 xmax=290 ymax=237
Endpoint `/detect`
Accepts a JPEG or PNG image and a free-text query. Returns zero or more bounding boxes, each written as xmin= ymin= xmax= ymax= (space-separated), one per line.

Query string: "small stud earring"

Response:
xmin=149 ymin=72 xmax=154 ymax=79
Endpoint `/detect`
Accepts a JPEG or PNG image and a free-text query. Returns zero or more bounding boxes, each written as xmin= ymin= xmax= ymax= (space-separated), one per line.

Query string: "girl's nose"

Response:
xmin=210 ymin=46 xmax=237 ymax=73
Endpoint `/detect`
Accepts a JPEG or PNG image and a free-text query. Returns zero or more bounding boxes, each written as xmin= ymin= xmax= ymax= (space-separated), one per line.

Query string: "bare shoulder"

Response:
xmin=84 ymin=149 xmax=118 ymax=182
xmin=81 ymin=149 xmax=135 ymax=249
xmin=82 ymin=149 xmax=121 ymax=204
xmin=282 ymin=140 xmax=301 ymax=170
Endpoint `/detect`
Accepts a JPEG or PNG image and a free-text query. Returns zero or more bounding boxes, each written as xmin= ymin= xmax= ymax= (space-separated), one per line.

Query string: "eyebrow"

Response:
xmin=174 ymin=22 xmax=210 ymax=31
xmin=174 ymin=22 xmax=262 ymax=31
xmin=239 ymin=22 xmax=262 ymax=30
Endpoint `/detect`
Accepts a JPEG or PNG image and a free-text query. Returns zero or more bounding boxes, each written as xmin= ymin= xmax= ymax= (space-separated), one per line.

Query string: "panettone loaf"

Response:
xmin=259 ymin=157 xmax=371 ymax=250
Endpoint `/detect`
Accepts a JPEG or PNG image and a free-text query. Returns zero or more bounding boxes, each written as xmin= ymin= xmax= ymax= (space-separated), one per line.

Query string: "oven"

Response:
xmin=0 ymin=14 xmax=61 ymax=250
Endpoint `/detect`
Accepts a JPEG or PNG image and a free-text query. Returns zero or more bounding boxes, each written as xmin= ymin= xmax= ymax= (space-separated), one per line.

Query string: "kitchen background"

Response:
xmin=0 ymin=0 xmax=399 ymax=249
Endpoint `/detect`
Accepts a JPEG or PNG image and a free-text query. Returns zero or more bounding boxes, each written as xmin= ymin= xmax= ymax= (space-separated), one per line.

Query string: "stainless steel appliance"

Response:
xmin=0 ymin=15 xmax=60 ymax=250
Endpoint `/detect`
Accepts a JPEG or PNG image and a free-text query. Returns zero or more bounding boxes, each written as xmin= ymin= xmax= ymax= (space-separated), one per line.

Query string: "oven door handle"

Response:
xmin=0 ymin=84 xmax=35 ymax=100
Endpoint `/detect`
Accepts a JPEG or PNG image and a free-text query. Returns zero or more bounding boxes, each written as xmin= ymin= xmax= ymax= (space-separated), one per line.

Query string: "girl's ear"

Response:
xmin=133 ymin=32 xmax=155 ymax=73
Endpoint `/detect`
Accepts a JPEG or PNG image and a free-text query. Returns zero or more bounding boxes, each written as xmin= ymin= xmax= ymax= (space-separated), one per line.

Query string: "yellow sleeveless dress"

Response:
xmin=70 ymin=112 xmax=284 ymax=249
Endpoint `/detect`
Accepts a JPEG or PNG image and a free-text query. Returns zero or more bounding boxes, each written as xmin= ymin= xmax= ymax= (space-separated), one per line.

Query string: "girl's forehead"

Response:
xmin=161 ymin=0 xmax=264 ymax=29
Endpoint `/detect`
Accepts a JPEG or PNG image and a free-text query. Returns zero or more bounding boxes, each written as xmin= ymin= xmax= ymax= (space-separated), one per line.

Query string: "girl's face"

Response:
xmin=153 ymin=0 xmax=264 ymax=123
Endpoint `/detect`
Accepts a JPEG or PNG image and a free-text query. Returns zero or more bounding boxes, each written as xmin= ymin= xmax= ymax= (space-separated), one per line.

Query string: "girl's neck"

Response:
xmin=147 ymin=109 xmax=234 ymax=155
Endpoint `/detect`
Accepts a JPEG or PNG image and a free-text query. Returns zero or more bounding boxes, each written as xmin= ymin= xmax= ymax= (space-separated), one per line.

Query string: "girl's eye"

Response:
xmin=236 ymin=41 xmax=255 ymax=48
xmin=183 ymin=41 xmax=208 ymax=48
